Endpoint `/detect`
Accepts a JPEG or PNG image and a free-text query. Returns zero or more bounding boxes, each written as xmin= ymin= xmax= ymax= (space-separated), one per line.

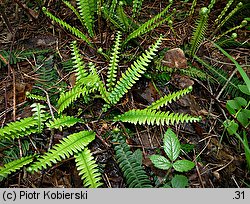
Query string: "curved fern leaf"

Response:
xmin=31 ymin=103 xmax=47 ymax=133
xmin=75 ymin=148 xmax=103 ymax=188
xmin=114 ymin=109 xmax=201 ymax=126
xmin=132 ymin=0 xmax=144 ymax=18
xmin=113 ymin=136 xmax=152 ymax=188
xmin=27 ymin=130 xmax=95 ymax=172
xmin=107 ymin=31 xmax=122 ymax=92
xmin=0 ymin=117 xmax=37 ymax=141
xmin=124 ymin=3 xmax=172 ymax=44
xmin=146 ymin=86 xmax=193 ymax=110
xmin=46 ymin=115 xmax=82 ymax=130
xmin=107 ymin=36 xmax=162 ymax=107
xmin=71 ymin=41 xmax=88 ymax=86
xmin=57 ymin=86 xmax=85 ymax=113
xmin=42 ymin=7 xmax=92 ymax=46
xmin=0 ymin=155 xmax=34 ymax=181
xmin=76 ymin=0 xmax=96 ymax=37
xmin=63 ymin=0 xmax=85 ymax=27
xmin=190 ymin=7 xmax=208 ymax=56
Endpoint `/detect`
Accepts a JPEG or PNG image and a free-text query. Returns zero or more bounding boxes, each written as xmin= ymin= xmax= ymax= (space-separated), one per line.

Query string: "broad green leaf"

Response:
xmin=237 ymin=110 xmax=250 ymax=127
xmin=173 ymin=160 xmax=195 ymax=172
xmin=171 ymin=175 xmax=189 ymax=188
xmin=224 ymin=120 xmax=239 ymax=135
xmin=238 ymin=85 xmax=250 ymax=96
xmin=149 ymin=155 xmax=172 ymax=170
xmin=163 ymin=128 xmax=180 ymax=161
xmin=226 ymin=97 xmax=247 ymax=114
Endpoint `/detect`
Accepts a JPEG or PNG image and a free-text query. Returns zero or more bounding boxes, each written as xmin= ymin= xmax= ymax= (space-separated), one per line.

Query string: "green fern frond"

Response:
xmin=71 ymin=41 xmax=89 ymax=86
xmin=63 ymin=0 xmax=85 ymax=27
xmin=207 ymin=0 xmax=216 ymax=14
xmin=107 ymin=31 xmax=122 ymax=92
xmin=214 ymin=0 xmax=234 ymax=26
xmin=26 ymin=92 xmax=46 ymax=101
xmin=113 ymin=135 xmax=152 ymax=187
xmin=46 ymin=115 xmax=82 ymax=130
xmin=101 ymin=5 xmax=126 ymax=31
xmin=194 ymin=55 xmax=244 ymax=97
xmin=57 ymin=86 xmax=86 ymax=113
xmin=146 ymin=86 xmax=193 ymax=110
xmin=132 ymin=0 xmax=144 ymax=18
xmin=213 ymin=2 xmax=243 ymax=36
xmin=27 ymin=130 xmax=95 ymax=172
xmin=180 ymin=66 xmax=208 ymax=81
xmin=107 ymin=36 xmax=162 ymax=107
xmin=42 ymin=7 xmax=92 ymax=46
xmin=75 ymin=148 xmax=103 ymax=188
xmin=114 ymin=109 xmax=201 ymax=126
xmin=188 ymin=0 xmax=197 ymax=17
xmin=0 ymin=117 xmax=37 ymax=141
xmin=190 ymin=7 xmax=208 ymax=56
xmin=0 ymin=155 xmax=34 ymax=181
xmin=76 ymin=0 xmax=96 ymax=37
xmin=214 ymin=20 xmax=247 ymax=41
xmin=31 ymin=103 xmax=47 ymax=133
xmin=116 ymin=2 xmax=130 ymax=31
xmin=124 ymin=3 xmax=172 ymax=44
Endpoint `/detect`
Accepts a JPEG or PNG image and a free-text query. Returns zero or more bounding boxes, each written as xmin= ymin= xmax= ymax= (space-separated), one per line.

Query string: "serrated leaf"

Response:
xmin=163 ymin=128 xmax=180 ymax=161
xmin=149 ymin=155 xmax=172 ymax=170
xmin=171 ymin=175 xmax=189 ymax=188
xmin=173 ymin=160 xmax=195 ymax=172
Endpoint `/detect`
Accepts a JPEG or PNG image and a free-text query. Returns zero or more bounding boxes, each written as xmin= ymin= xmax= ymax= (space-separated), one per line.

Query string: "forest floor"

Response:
xmin=0 ymin=0 xmax=249 ymax=188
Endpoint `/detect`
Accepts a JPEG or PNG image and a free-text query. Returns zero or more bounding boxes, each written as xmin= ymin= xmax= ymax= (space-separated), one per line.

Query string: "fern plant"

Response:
xmin=0 ymin=155 xmax=34 ymax=182
xmin=75 ymin=147 xmax=103 ymax=188
xmin=190 ymin=7 xmax=209 ymax=56
xmin=57 ymin=35 xmax=163 ymax=113
xmin=113 ymin=133 xmax=152 ymax=187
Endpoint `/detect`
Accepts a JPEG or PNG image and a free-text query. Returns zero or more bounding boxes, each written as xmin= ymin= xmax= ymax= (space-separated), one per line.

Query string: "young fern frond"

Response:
xmin=0 ymin=117 xmax=37 ymax=141
xmin=117 ymin=2 xmax=130 ymax=31
xmin=75 ymin=148 xmax=103 ymax=188
xmin=76 ymin=0 xmax=96 ymax=37
xmin=180 ymin=66 xmax=208 ymax=81
xmin=107 ymin=36 xmax=162 ymax=108
xmin=124 ymin=3 xmax=173 ymax=45
xmin=113 ymin=135 xmax=152 ymax=188
xmin=146 ymin=86 xmax=193 ymax=110
xmin=214 ymin=0 xmax=234 ymax=26
xmin=211 ymin=2 xmax=243 ymax=37
xmin=107 ymin=31 xmax=122 ymax=92
xmin=132 ymin=0 xmax=144 ymax=18
xmin=188 ymin=0 xmax=197 ymax=17
xmin=46 ymin=115 xmax=82 ymax=130
xmin=57 ymin=86 xmax=86 ymax=113
xmin=42 ymin=7 xmax=92 ymax=46
xmin=207 ymin=0 xmax=216 ymax=14
xmin=27 ymin=131 xmax=95 ymax=173
xmin=31 ymin=103 xmax=47 ymax=133
xmin=0 ymin=155 xmax=34 ymax=181
xmin=190 ymin=7 xmax=208 ymax=56
xmin=110 ymin=0 xmax=118 ymax=13
xmin=214 ymin=20 xmax=247 ymax=41
xmin=63 ymin=0 xmax=85 ymax=27
xmin=114 ymin=109 xmax=201 ymax=126
xmin=71 ymin=41 xmax=88 ymax=86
